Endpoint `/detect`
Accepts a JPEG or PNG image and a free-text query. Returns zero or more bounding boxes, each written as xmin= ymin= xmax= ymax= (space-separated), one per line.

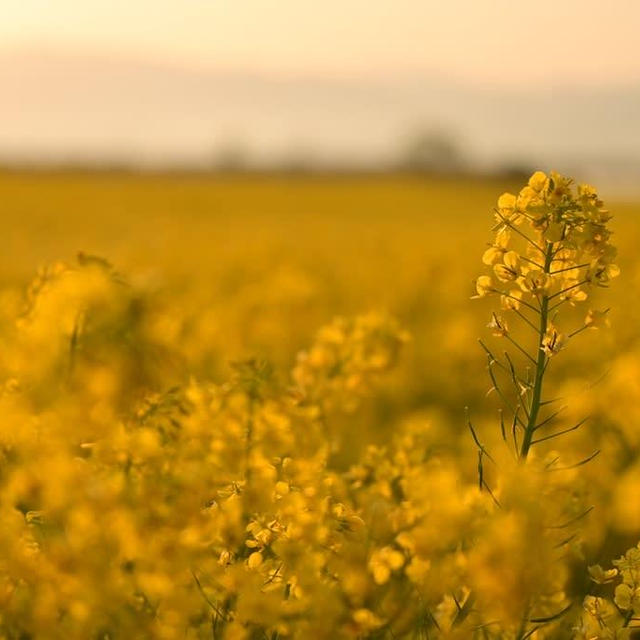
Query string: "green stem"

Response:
xmin=514 ymin=599 xmax=531 ymax=640
xmin=519 ymin=242 xmax=554 ymax=460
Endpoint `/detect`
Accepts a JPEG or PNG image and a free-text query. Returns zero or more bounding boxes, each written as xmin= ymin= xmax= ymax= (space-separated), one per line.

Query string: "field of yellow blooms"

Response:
xmin=1 ymin=170 xmax=640 ymax=639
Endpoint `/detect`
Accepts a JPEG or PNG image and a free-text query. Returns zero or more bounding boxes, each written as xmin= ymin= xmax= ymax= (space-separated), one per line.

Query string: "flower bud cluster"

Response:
xmin=475 ymin=171 xmax=619 ymax=345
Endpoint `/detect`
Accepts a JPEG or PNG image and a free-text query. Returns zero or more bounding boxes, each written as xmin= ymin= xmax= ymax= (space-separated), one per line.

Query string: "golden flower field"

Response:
xmin=1 ymin=170 xmax=639 ymax=638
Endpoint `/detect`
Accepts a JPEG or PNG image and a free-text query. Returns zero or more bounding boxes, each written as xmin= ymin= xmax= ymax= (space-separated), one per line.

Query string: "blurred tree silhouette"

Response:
xmin=212 ymin=139 xmax=251 ymax=172
xmin=398 ymin=127 xmax=466 ymax=174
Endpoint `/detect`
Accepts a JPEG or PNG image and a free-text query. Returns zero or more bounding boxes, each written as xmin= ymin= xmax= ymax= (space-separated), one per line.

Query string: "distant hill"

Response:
xmin=1 ymin=47 xmax=639 ymax=186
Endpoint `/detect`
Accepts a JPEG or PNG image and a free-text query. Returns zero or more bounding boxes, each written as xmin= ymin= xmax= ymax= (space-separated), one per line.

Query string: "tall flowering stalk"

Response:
xmin=466 ymin=171 xmax=621 ymax=640
xmin=474 ymin=171 xmax=619 ymax=462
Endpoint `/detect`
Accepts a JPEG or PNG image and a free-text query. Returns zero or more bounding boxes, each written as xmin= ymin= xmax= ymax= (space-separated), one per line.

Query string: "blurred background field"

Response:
xmin=2 ymin=170 xmax=638 ymax=442
xmin=3 ymin=4 xmax=640 ymax=634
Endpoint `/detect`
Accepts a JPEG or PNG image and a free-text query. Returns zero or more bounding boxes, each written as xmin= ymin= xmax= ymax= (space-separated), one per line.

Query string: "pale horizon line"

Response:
xmin=4 ymin=41 xmax=640 ymax=92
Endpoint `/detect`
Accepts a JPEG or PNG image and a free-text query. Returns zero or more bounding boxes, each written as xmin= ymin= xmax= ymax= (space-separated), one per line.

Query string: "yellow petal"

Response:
xmin=387 ymin=550 xmax=405 ymax=570
xmin=373 ymin=564 xmax=391 ymax=585
xmin=497 ymin=193 xmax=517 ymax=210
xmin=247 ymin=552 xmax=263 ymax=569
xmin=528 ymin=171 xmax=547 ymax=192
xmin=503 ymin=251 xmax=520 ymax=271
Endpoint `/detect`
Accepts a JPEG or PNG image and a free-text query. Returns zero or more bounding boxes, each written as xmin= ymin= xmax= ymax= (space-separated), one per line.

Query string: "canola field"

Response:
xmin=1 ymin=170 xmax=639 ymax=639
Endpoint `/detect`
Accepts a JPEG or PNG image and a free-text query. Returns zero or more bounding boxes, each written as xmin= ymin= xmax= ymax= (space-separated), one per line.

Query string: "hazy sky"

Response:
xmin=3 ymin=0 xmax=640 ymax=85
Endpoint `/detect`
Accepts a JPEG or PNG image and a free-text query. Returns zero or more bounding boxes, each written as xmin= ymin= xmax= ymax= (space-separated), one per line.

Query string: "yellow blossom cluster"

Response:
xmin=476 ymin=171 xmax=619 ymax=352
xmin=0 ymin=171 xmax=634 ymax=639
xmin=0 ymin=256 xmax=477 ymax=638
xmin=575 ymin=541 xmax=640 ymax=638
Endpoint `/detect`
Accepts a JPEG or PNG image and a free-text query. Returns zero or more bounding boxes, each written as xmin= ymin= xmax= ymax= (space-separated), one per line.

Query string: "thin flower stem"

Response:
xmin=540 ymin=396 xmax=564 ymax=406
xmin=494 ymin=209 xmax=545 ymax=254
xmin=534 ymin=405 xmax=568 ymax=431
xmin=521 ymin=626 xmax=542 ymax=640
xmin=512 ymin=406 xmax=522 ymax=451
xmin=480 ymin=341 xmax=531 ymax=390
xmin=515 ymin=601 xmax=531 ymax=640
xmin=546 ymin=505 xmax=594 ymax=529
xmin=466 ymin=409 xmax=496 ymax=463
xmin=498 ymin=290 xmax=540 ymax=314
xmin=622 ymin=609 xmax=634 ymax=629
xmin=548 ymin=299 xmax=567 ymax=313
xmin=520 ymin=255 xmax=545 ymax=270
xmin=551 ymin=242 xmax=569 ymax=259
xmin=568 ymin=324 xmax=589 ymax=339
xmin=486 ymin=361 xmax=528 ymax=430
xmin=505 ymin=334 xmax=538 ymax=366
xmin=479 ymin=340 xmax=511 ymax=374
xmin=529 ymin=602 xmax=573 ymax=624
xmin=546 ymin=450 xmax=600 ymax=471
xmin=520 ymin=242 xmax=554 ymax=459
xmin=549 ymin=262 xmax=590 ymax=275
xmin=515 ymin=308 xmax=539 ymax=333
xmin=504 ymin=351 xmax=531 ymax=419
xmin=548 ymin=280 xmax=589 ymax=301
xmin=531 ymin=417 xmax=589 ymax=444
xmin=481 ymin=480 xmax=502 ymax=508
xmin=554 ymin=533 xmax=578 ymax=549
